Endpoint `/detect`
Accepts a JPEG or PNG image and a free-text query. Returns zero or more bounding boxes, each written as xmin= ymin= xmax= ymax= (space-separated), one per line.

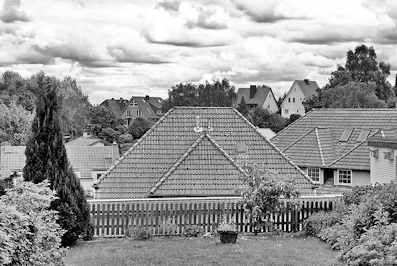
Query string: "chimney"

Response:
xmin=249 ymin=85 xmax=257 ymax=99
xmin=145 ymin=95 xmax=150 ymax=101
xmin=304 ymin=79 xmax=310 ymax=84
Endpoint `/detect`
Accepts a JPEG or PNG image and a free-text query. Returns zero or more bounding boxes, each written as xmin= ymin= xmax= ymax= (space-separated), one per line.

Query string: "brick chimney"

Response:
xmin=145 ymin=95 xmax=150 ymax=101
xmin=304 ymin=79 xmax=310 ymax=84
xmin=249 ymin=85 xmax=257 ymax=99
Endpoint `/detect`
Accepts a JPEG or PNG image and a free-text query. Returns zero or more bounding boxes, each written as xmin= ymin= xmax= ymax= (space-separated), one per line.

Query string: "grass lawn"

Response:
xmin=64 ymin=235 xmax=343 ymax=266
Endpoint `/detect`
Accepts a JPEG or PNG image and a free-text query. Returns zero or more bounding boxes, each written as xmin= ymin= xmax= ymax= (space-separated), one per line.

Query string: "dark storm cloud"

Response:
xmin=107 ymin=46 xmax=172 ymax=64
xmin=0 ymin=0 xmax=29 ymax=23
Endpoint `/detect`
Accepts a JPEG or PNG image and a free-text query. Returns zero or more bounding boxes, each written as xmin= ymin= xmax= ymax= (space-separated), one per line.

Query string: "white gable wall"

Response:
xmin=370 ymin=147 xmax=397 ymax=184
xmin=262 ymin=92 xmax=278 ymax=113
xmin=281 ymin=82 xmax=306 ymax=118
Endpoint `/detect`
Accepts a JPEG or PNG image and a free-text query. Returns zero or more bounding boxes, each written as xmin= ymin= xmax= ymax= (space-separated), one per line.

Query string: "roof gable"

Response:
xmin=149 ymin=134 xmax=247 ymax=197
xmin=95 ymin=107 xmax=314 ymax=199
xmin=236 ymin=86 xmax=274 ymax=106
xmin=272 ymin=109 xmax=397 ymax=170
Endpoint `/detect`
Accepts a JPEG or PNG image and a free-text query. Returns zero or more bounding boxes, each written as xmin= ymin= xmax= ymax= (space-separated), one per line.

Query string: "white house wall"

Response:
xmin=281 ymin=83 xmax=306 ymax=118
xmin=262 ymin=93 xmax=278 ymax=113
xmin=370 ymin=147 xmax=397 ymax=184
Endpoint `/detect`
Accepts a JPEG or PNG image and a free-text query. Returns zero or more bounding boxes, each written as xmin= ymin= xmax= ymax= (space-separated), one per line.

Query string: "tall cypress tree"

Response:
xmin=23 ymin=73 xmax=92 ymax=246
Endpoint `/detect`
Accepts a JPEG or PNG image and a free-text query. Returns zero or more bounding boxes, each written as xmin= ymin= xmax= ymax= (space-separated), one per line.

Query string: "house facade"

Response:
xmin=271 ymin=109 xmax=397 ymax=191
xmin=0 ymin=140 xmax=119 ymax=197
xmin=236 ymin=85 xmax=278 ymax=113
xmin=94 ymin=107 xmax=315 ymax=199
xmin=367 ymin=135 xmax=397 ymax=184
xmin=100 ymin=95 xmax=163 ymax=126
xmin=281 ymin=79 xmax=319 ymax=118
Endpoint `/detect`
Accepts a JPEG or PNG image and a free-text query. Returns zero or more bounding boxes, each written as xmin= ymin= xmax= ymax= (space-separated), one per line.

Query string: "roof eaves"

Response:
xmin=93 ymin=107 xmax=176 ymax=188
xmin=232 ymin=108 xmax=316 ymax=186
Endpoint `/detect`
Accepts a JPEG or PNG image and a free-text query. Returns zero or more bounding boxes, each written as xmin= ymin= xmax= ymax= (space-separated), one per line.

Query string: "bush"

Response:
xmin=0 ymin=178 xmax=65 ymax=266
xmin=125 ymin=226 xmax=152 ymax=240
xmin=343 ymin=185 xmax=378 ymax=206
xmin=342 ymin=223 xmax=397 ymax=265
xmin=183 ymin=225 xmax=203 ymax=237
xmin=303 ymin=205 xmax=346 ymax=236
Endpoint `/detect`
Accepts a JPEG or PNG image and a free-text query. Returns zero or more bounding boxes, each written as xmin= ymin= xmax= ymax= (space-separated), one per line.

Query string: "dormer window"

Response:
xmin=340 ymin=128 xmax=353 ymax=142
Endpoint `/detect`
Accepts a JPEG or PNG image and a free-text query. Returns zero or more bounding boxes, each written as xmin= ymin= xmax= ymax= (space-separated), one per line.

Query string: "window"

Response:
xmin=371 ymin=149 xmax=379 ymax=159
xmin=307 ymin=168 xmax=320 ymax=183
xmin=293 ymin=98 xmax=295 ymax=102
xmin=284 ymin=109 xmax=289 ymax=114
xmin=384 ymin=151 xmax=394 ymax=160
xmin=288 ymin=98 xmax=291 ymax=102
xmin=338 ymin=170 xmax=352 ymax=184
xmin=340 ymin=128 xmax=353 ymax=142
xmin=357 ymin=129 xmax=370 ymax=142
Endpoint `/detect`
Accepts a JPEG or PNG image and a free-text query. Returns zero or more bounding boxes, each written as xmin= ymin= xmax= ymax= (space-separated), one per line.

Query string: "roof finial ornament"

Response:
xmin=194 ymin=115 xmax=203 ymax=133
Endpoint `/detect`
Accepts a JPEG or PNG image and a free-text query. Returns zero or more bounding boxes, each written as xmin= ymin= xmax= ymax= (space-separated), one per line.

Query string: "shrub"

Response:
xmin=125 ymin=226 xmax=152 ymax=240
xmin=303 ymin=205 xmax=346 ymax=236
xmin=343 ymin=185 xmax=378 ymax=205
xmin=241 ymin=166 xmax=299 ymax=234
xmin=183 ymin=225 xmax=203 ymax=237
xmin=341 ymin=223 xmax=397 ymax=265
xmin=0 ymin=178 xmax=65 ymax=266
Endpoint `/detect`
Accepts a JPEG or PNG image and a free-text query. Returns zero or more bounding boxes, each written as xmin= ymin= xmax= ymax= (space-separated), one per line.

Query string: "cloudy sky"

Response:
xmin=1 ymin=0 xmax=397 ymax=104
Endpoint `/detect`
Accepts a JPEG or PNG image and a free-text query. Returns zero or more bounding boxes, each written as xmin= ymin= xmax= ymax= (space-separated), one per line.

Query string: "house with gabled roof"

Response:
xmin=235 ymin=85 xmax=278 ymax=113
xmin=271 ymin=108 xmax=397 ymax=191
xmin=66 ymin=132 xmax=111 ymax=146
xmin=0 ymin=143 xmax=119 ymax=197
xmin=100 ymin=95 xmax=164 ymax=126
xmin=281 ymin=79 xmax=319 ymax=118
xmin=94 ymin=107 xmax=315 ymax=199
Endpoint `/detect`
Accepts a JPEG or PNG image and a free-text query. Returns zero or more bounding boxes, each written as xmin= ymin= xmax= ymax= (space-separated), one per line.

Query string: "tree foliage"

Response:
xmin=128 ymin=117 xmax=154 ymax=139
xmin=0 ymin=178 xmax=65 ymax=266
xmin=23 ymin=73 xmax=92 ymax=246
xmin=305 ymin=45 xmax=395 ymax=110
xmin=162 ymin=79 xmax=236 ymax=112
xmin=241 ymin=166 xmax=299 ymax=234
xmin=0 ymin=101 xmax=34 ymax=145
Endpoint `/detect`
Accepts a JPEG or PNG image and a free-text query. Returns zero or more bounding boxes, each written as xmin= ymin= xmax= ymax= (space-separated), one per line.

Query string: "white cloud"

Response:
xmin=0 ymin=0 xmax=396 ymax=103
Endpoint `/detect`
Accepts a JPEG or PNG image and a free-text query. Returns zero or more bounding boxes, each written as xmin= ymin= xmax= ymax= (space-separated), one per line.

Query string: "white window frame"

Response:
xmin=337 ymin=169 xmax=352 ymax=185
xmin=307 ymin=167 xmax=320 ymax=183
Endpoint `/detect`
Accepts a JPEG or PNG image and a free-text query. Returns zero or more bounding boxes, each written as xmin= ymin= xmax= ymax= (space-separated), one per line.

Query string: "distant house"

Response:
xmin=100 ymin=95 xmax=164 ymax=126
xmin=256 ymin=128 xmax=276 ymax=140
xmin=0 ymin=142 xmax=119 ymax=197
xmin=271 ymin=108 xmax=397 ymax=191
xmin=94 ymin=107 xmax=315 ymax=199
xmin=281 ymin=79 xmax=319 ymax=118
xmin=367 ymin=134 xmax=397 ymax=184
xmin=66 ymin=132 xmax=110 ymax=146
xmin=236 ymin=85 xmax=278 ymax=113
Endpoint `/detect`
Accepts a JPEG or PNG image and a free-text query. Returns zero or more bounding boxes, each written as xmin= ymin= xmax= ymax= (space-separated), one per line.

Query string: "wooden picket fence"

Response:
xmin=88 ymin=195 xmax=342 ymax=237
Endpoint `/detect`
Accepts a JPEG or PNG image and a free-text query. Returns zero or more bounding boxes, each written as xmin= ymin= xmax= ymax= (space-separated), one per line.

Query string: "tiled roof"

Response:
xmin=236 ymin=86 xmax=274 ymax=106
xmin=0 ymin=145 xmax=119 ymax=180
xmin=100 ymin=98 xmax=130 ymax=119
xmin=66 ymin=134 xmax=110 ymax=146
xmin=272 ymin=108 xmax=397 ymax=170
xmin=295 ymin=80 xmax=319 ymax=98
xmin=95 ymin=107 xmax=315 ymax=199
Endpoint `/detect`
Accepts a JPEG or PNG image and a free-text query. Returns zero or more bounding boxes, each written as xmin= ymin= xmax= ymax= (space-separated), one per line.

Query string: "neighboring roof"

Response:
xmin=295 ymin=80 xmax=319 ymax=98
xmin=256 ymin=128 xmax=276 ymax=139
xmin=66 ymin=134 xmax=110 ymax=146
xmin=0 ymin=145 xmax=119 ymax=179
xmin=272 ymin=108 xmax=397 ymax=170
xmin=236 ymin=86 xmax=275 ymax=106
xmin=95 ymin=107 xmax=315 ymax=199
xmin=100 ymin=98 xmax=130 ymax=119
xmin=125 ymin=96 xmax=163 ymax=119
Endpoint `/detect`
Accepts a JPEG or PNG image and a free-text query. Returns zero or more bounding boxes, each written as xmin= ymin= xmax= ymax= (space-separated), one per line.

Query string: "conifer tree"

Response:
xmin=23 ymin=73 xmax=92 ymax=246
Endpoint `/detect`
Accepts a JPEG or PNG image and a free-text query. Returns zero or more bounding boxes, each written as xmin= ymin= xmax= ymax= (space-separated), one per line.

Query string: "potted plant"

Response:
xmin=217 ymin=220 xmax=238 ymax=244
